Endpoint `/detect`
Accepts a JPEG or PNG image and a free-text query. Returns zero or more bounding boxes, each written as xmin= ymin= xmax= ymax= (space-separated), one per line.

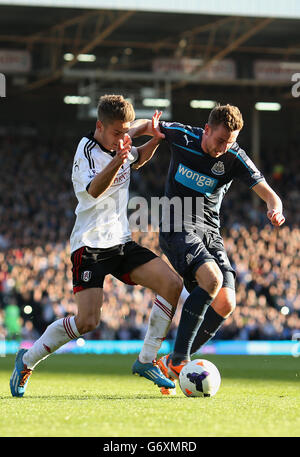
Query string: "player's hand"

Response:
xmin=115 ymin=134 xmax=133 ymax=165
xmin=267 ymin=209 xmax=285 ymax=227
xmin=151 ymin=110 xmax=165 ymax=140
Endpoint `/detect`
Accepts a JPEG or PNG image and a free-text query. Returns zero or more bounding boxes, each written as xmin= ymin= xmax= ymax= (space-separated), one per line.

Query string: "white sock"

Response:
xmin=180 ymin=286 xmax=189 ymax=303
xmin=23 ymin=316 xmax=80 ymax=370
xmin=139 ymin=296 xmax=175 ymax=364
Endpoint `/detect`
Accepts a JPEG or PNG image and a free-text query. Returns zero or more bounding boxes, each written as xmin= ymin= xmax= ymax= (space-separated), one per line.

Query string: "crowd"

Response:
xmin=0 ymin=129 xmax=299 ymax=344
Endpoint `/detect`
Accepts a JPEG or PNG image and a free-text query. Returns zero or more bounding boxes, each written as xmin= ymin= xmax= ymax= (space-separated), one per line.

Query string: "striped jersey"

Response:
xmin=159 ymin=121 xmax=265 ymax=232
xmin=70 ymin=133 xmax=139 ymax=253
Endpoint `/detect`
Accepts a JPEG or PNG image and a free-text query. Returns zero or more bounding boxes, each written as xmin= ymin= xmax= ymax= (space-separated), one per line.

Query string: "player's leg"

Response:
xmin=191 ymin=283 xmax=236 ymax=355
xmin=157 ymin=231 xmax=223 ymax=379
xmin=169 ymin=261 xmax=222 ymax=370
xmin=74 ymin=287 xmax=103 ymax=335
xmin=129 ymin=256 xmax=182 ymax=363
xmin=190 ymin=236 xmax=236 ymax=354
xmin=10 ymin=246 xmax=105 ymax=397
xmin=115 ymin=242 xmax=183 ymax=363
xmin=19 ymin=288 xmax=101 ymax=372
xmin=129 ymin=257 xmax=182 ymax=389
xmin=10 ymin=287 xmax=103 ymax=397
xmin=10 ymin=313 xmax=82 ymax=397
xmin=114 ymin=242 xmax=181 ymax=389
xmin=129 ymin=256 xmax=182 ymax=306
xmin=23 ymin=264 xmax=103 ymax=369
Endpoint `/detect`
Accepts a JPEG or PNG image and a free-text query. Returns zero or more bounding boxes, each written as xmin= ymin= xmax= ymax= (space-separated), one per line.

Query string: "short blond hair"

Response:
xmin=208 ymin=104 xmax=244 ymax=131
xmin=97 ymin=94 xmax=135 ymax=124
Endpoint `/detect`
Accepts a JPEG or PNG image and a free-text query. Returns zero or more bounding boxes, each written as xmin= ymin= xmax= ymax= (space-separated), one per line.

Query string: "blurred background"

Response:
xmin=0 ymin=0 xmax=299 ymax=350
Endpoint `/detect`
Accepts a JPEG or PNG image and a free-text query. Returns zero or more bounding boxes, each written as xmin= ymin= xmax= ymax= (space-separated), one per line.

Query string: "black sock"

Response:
xmin=172 ymin=286 xmax=213 ymax=365
xmin=190 ymin=306 xmax=225 ymax=355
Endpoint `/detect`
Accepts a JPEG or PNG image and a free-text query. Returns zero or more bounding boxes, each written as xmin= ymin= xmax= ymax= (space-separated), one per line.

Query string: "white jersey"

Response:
xmin=70 ymin=134 xmax=139 ymax=253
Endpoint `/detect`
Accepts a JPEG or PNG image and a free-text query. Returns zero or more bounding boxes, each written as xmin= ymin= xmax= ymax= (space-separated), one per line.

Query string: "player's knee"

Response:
xmin=157 ymin=272 xmax=183 ymax=306
xmin=203 ymin=271 xmax=223 ymax=297
xmin=171 ymin=275 xmax=183 ymax=303
xmin=76 ymin=315 xmax=100 ymax=335
xmin=195 ymin=262 xmax=223 ymax=297
xmin=219 ymin=297 xmax=236 ymax=318
xmin=224 ymin=299 xmax=236 ymax=317
xmin=207 ymin=277 xmax=223 ymax=297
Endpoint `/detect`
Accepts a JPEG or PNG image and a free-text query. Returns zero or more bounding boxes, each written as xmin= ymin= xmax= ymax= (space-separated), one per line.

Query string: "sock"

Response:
xmin=190 ymin=306 xmax=225 ymax=355
xmin=172 ymin=286 xmax=213 ymax=365
xmin=22 ymin=316 xmax=80 ymax=370
xmin=139 ymin=295 xmax=175 ymax=364
xmin=179 ymin=286 xmax=189 ymax=303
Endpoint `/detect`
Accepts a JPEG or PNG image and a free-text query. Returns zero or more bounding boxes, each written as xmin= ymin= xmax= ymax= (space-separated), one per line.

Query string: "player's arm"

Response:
xmin=131 ymin=111 xmax=164 ymax=169
xmin=232 ymin=148 xmax=285 ymax=227
xmin=128 ymin=118 xmax=152 ymax=137
xmin=128 ymin=110 xmax=165 ymax=139
xmin=252 ymin=181 xmax=285 ymax=227
xmin=88 ymin=135 xmax=131 ymax=198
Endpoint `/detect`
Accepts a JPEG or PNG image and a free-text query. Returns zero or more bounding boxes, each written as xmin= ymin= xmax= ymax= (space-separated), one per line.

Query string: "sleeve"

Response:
xmin=159 ymin=121 xmax=186 ymax=143
xmin=159 ymin=121 xmax=201 ymax=145
xmin=72 ymin=140 xmax=100 ymax=194
xmin=128 ymin=146 xmax=140 ymax=166
xmin=232 ymin=148 xmax=265 ymax=189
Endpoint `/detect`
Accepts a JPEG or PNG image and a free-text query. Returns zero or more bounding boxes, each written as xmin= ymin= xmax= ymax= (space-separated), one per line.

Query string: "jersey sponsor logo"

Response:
xmin=112 ymin=167 xmax=130 ymax=185
xmin=175 ymin=163 xmax=218 ymax=196
xmin=211 ymin=161 xmax=225 ymax=175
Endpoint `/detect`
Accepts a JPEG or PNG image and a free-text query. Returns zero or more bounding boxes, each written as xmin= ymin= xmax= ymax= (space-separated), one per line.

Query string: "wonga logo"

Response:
xmin=175 ymin=163 xmax=218 ymax=196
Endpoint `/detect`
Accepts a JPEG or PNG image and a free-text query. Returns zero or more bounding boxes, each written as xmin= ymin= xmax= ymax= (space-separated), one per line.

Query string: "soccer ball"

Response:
xmin=179 ymin=359 xmax=221 ymax=398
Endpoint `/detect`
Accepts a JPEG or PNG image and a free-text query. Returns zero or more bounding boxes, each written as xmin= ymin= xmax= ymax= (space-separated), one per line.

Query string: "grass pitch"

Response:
xmin=0 ymin=353 xmax=299 ymax=437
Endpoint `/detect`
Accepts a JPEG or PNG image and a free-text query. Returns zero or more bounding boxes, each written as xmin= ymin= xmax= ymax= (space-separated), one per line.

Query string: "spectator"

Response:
xmin=21 ymin=320 xmax=40 ymax=341
xmin=0 ymin=132 xmax=299 ymax=342
xmin=4 ymin=299 xmax=21 ymax=340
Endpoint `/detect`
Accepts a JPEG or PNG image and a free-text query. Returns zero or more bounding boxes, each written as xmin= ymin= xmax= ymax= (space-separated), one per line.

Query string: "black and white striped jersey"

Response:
xmin=70 ymin=133 xmax=139 ymax=253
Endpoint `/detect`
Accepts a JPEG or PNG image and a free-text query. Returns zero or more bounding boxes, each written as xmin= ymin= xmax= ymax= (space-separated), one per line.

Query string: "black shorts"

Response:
xmin=71 ymin=241 xmax=157 ymax=294
xmin=159 ymin=229 xmax=235 ymax=293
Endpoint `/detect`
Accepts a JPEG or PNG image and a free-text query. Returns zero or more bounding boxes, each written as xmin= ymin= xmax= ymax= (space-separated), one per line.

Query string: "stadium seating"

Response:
xmin=0 ymin=133 xmax=299 ymax=342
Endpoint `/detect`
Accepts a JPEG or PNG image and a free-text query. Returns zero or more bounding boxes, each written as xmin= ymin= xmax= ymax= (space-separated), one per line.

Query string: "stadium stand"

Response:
xmin=0 ymin=131 xmax=299 ymax=343
xmin=0 ymin=4 xmax=299 ymax=346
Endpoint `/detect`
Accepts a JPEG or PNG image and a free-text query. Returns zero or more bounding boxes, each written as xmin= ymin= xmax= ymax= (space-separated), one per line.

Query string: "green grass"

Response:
xmin=0 ymin=354 xmax=299 ymax=437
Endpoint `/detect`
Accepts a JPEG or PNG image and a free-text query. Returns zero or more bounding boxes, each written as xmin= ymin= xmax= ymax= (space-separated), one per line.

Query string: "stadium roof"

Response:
xmin=1 ymin=0 xmax=300 ymax=19
xmin=0 ymin=3 xmax=300 ymax=130
xmin=1 ymin=6 xmax=300 ymax=86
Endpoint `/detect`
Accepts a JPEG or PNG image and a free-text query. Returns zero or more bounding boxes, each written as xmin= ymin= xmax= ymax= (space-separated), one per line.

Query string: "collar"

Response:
xmin=86 ymin=131 xmax=116 ymax=157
